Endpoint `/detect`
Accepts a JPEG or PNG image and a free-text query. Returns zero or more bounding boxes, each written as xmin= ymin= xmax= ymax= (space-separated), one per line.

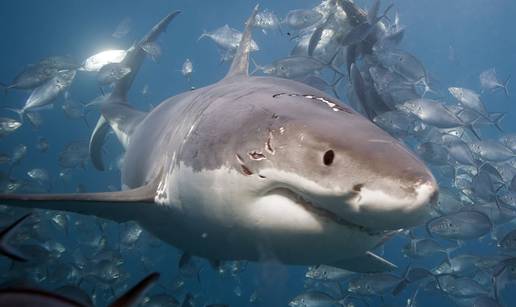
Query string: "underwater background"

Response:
xmin=1 ymin=0 xmax=516 ymax=306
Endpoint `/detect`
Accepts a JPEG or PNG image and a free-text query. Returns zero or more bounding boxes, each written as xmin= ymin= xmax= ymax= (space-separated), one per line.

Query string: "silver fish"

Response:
xmin=112 ymin=17 xmax=132 ymax=39
xmin=0 ymin=117 xmax=22 ymax=138
xmin=82 ymin=49 xmax=127 ymax=72
xmin=469 ymin=139 xmax=515 ymax=162
xmin=97 ymin=63 xmax=132 ymax=85
xmin=426 ymin=210 xmax=492 ymax=240
xmin=181 ymin=58 xmax=193 ymax=81
xmin=479 ymin=68 xmax=510 ymax=96
xmin=396 ymin=99 xmax=464 ymax=129
xmin=449 ymin=87 xmax=488 ymax=118
xmin=305 ymin=265 xmax=354 ymax=281
xmin=15 ymin=70 xmax=76 ymax=116
xmin=284 ymin=9 xmax=323 ymax=30
xmin=288 ymin=291 xmax=344 ymax=307
xmin=140 ymin=41 xmax=162 ymax=61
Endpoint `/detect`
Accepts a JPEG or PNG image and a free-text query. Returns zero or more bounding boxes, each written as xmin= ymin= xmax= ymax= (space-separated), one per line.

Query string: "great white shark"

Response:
xmin=0 ymin=7 xmax=438 ymax=273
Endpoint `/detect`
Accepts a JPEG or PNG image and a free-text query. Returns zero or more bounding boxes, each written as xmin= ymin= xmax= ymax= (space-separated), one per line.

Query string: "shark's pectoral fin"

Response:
xmin=329 ymin=251 xmax=398 ymax=273
xmin=101 ymin=103 xmax=147 ymax=149
xmin=0 ymin=172 xmax=162 ymax=224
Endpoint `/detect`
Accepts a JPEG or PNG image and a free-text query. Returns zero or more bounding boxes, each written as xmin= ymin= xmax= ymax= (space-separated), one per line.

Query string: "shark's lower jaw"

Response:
xmin=266 ymin=188 xmax=384 ymax=236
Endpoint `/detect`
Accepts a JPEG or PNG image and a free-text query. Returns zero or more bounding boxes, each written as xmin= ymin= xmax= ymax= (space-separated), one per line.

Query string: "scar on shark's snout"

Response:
xmin=265 ymin=132 xmax=274 ymax=154
xmin=236 ymin=154 xmax=254 ymax=176
xmin=249 ymin=151 xmax=266 ymax=161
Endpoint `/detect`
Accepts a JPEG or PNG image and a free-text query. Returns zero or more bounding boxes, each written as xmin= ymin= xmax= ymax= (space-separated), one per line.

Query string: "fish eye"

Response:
xmin=323 ymin=150 xmax=335 ymax=166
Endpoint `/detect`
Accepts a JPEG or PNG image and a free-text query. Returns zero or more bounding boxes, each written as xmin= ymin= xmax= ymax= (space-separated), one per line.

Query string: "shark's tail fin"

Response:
xmin=89 ymin=11 xmax=180 ymax=171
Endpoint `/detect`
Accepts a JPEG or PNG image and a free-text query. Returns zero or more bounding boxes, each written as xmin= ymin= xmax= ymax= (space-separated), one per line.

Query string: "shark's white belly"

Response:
xmin=135 ymin=162 xmax=384 ymax=265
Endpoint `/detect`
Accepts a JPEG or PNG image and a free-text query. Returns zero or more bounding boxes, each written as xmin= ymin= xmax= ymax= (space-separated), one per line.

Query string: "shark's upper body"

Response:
xmin=0 ymin=7 xmax=437 ymax=272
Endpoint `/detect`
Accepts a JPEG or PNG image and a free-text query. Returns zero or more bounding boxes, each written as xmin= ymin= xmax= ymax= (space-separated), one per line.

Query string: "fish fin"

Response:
xmin=329 ymin=251 xmax=398 ymax=273
xmin=503 ymin=74 xmax=511 ymax=97
xmin=225 ymin=5 xmax=259 ymax=79
xmin=0 ymin=214 xmax=32 ymax=262
xmin=346 ymin=44 xmax=358 ymax=78
xmin=392 ymin=264 xmax=412 ymax=296
xmin=4 ymin=107 xmax=24 ymax=123
xmin=101 ymin=103 xmax=147 ymax=149
xmin=308 ymin=12 xmax=334 ymax=57
xmin=0 ymin=169 xmax=163 ymax=223
xmin=249 ymin=57 xmax=266 ymax=75
xmin=89 ymin=116 xmax=111 ymax=171
xmin=368 ymin=0 xmax=381 ymax=24
xmin=109 ymin=272 xmax=159 ymax=307
xmin=489 ymin=112 xmax=505 ymax=132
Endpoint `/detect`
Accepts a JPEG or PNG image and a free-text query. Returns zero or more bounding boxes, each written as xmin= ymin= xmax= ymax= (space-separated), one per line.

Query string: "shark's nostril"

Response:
xmin=352 ymin=184 xmax=363 ymax=192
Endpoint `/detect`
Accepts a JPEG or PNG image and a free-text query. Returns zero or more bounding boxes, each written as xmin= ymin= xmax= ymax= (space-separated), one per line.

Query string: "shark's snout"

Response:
xmin=347 ymin=176 xmax=438 ymax=230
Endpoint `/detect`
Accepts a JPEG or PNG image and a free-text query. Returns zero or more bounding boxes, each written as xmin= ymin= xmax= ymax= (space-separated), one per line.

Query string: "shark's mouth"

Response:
xmin=267 ymin=188 xmax=383 ymax=236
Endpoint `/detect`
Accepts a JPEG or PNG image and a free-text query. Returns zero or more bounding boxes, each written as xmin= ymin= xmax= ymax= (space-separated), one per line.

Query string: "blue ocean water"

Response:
xmin=0 ymin=0 xmax=515 ymax=306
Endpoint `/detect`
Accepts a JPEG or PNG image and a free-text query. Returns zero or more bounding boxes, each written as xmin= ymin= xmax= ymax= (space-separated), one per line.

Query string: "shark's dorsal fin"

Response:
xmin=225 ymin=5 xmax=259 ymax=79
xmin=0 ymin=170 xmax=163 ymax=223
xmin=89 ymin=10 xmax=180 ymax=171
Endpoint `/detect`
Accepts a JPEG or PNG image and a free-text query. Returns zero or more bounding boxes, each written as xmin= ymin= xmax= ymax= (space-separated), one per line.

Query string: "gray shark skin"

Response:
xmin=0 ymin=7 xmax=437 ymax=272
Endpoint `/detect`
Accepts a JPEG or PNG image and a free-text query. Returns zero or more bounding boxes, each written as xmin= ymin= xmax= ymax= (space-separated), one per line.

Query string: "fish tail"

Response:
xmin=4 ymin=107 xmax=24 ymax=123
xmin=249 ymin=57 xmax=265 ymax=75
xmin=392 ymin=265 xmax=411 ymax=296
xmin=197 ymin=30 xmax=208 ymax=41
xmin=491 ymin=112 xmax=505 ymax=132
xmin=378 ymin=3 xmax=395 ymax=24
xmin=503 ymin=74 xmax=511 ymax=97
xmin=466 ymin=123 xmax=481 ymax=140
xmin=326 ymin=49 xmax=346 ymax=77
xmin=331 ymin=75 xmax=344 ymax=99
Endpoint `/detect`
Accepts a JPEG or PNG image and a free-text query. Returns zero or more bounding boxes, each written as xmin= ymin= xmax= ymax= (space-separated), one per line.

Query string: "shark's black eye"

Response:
xmin=323 ymin=150 xmax=334 ymax=166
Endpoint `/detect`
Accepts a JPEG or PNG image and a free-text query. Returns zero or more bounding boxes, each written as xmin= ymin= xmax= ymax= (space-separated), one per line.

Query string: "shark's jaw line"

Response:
xmin=265 ymin=187 xmax=381 ymax=236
